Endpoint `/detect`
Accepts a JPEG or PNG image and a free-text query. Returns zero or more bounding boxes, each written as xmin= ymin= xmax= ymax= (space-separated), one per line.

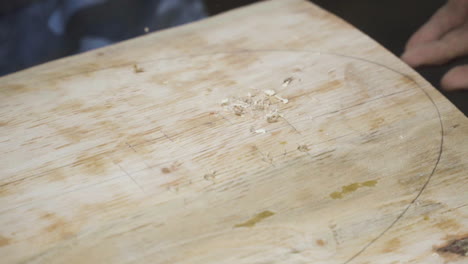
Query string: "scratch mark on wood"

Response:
xmin=107 ymin=152 xmax=144 ymax=193
xmin=161 ymin=130 xmax=174 ymax=142
xmin=281 ymin=116 xmax=302 ymax=135
xmin=125 ymin=142 xmax=137 ymax=152
xmin=125 ymin=142 xmax=153 ymax=172
xmin=118 ymin=163 xmax=144 ymax=193
xmin=441 ymin=203 xmax=468 ymax=214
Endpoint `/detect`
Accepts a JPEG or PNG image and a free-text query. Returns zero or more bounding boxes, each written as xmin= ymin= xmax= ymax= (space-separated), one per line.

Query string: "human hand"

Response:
xmin=401 ymin=0 xmax=468 ymax=91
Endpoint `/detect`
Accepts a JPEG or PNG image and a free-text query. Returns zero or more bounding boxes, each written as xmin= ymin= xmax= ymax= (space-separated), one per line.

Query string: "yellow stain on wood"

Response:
xmin=0 ymin=235 xmax=11 ymax=247
xmin=434 ymin=218 xmax=462 ymax=231
xmin=361 ymin=180 xmax=378 ymax=187
xmin=316 ymin=239 xmax=326 ymax=247
xmin=330 ymin=180 xmax=378 ymax=199
xmin=234 ymin=210 xmax=275 ymax=228
xmin=382 ymin=237 xmax=401 ymax=253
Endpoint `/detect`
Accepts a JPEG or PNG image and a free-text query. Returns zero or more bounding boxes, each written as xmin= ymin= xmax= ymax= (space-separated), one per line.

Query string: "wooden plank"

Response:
xmin=0 ymin=0 xmax=467 ymax=263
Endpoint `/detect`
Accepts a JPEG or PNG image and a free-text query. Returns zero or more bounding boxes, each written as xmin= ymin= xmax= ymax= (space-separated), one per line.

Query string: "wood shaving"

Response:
xmin=282 ymin=77 xmax=294 ymax=87
xmin=133 ymin=64 xmax=144 ymax=73
xmin=297 ymin=144 xmax=310 ymax=152
xmin=275 ymin=95 xmax=289 ymax=104
xmin=264 ymin=89 xmax=276 ymax=96
xmin=161 ymin=161 xmax=181 ymax=174
xmin=232 ymin=104 xmax=245 ymax=116
xmin=266 ymin=110 xmax=281 ymax=123
xmin=168 ymin=186 xmax=179 ymax=193
xmin=262 ymin=152 xmax=273 ymax=164
xmin=252 ymin=97 xmax=269 ymax=111
xmin=221 ymin=98 xmax=229 ymax=106
xmin=253 ymin=128 xmax=266 ymax=134
xmin=240 ymin=96 xmax=253 ymax=105
xmin=221 ymin=90 xmax=287 ymax=118
xmin=204 ymin=170 xmax=217 ymax=181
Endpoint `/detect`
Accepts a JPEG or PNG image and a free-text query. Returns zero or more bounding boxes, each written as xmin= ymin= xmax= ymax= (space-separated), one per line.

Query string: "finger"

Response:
xmin=441 ymin=65 xmax=468 ymax=91
xmin=401 ymin=23 xmax=468 ymax=67
xmin=405 ymin=0 xmax=468 ymax=50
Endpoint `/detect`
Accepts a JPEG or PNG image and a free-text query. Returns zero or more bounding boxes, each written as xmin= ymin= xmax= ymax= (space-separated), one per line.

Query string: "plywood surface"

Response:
xmin=0 ymin=0 xmax=467 ymax=263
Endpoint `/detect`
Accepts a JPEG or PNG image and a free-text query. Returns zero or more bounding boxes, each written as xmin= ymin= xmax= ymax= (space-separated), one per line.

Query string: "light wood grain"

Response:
xmin=1 ymin=0 xmax=467 ymax=263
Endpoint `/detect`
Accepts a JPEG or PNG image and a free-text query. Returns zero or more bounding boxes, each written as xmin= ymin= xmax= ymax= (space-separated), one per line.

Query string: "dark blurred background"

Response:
xmin=1 ymin=0 xmax=467 ymax=114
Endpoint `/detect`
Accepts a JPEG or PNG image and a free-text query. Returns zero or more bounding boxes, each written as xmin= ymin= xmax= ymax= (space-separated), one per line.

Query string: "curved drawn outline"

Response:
xmin=3 ymin=49 xmax=444 ymax=263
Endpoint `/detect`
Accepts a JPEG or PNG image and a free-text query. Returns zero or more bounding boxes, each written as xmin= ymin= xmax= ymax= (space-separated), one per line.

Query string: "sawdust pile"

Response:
xmin=220 ymin=89 xmax=288 ymax=123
